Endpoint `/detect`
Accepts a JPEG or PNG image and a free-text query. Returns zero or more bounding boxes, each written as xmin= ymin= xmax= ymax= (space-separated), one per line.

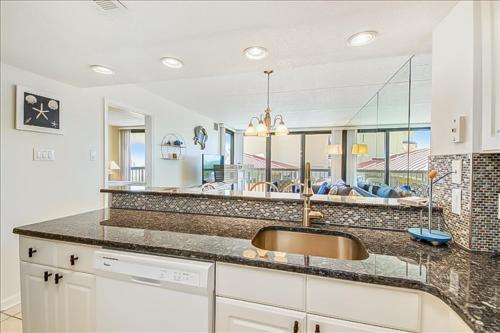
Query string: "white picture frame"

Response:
xmin=16 ymin=85 xmax=63 ymax=135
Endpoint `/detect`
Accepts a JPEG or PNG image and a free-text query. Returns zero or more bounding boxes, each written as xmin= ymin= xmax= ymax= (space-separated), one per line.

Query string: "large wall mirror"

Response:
xmin=344 ymin=54 xmax=431 ymax=198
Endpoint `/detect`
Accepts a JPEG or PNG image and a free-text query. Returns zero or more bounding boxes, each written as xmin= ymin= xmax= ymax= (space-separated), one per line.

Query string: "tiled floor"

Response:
xmin=1 ymin=304 xmax=22 ymax=333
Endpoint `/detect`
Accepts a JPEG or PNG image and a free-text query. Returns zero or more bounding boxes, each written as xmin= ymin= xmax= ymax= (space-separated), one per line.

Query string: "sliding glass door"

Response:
xmin=270 ymin=134 xmax=302 ymax=190
xmin=242 ymin=131 xmax=337 ymax=191
xmin=242 ymin=136 xmax=267 ymax=190
xmin=305 ymin=133 xmax=332 ymax=184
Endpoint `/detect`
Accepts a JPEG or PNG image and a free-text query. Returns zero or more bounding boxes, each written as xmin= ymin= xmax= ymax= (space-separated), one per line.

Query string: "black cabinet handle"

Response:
xmin=28 ymin=247 xmax=37 ymax=257
xmin=70 ymin=254 xmax=79 ymax=266
xmin=293 ymin=321 xmax=299 ymax=333
xmin=54 ymin=273 xmax=63 ymax=284
xmin=315 ymin=324 xmax=320 ymax=333
xmin=44 ymin=271 xmax=52 ymax=282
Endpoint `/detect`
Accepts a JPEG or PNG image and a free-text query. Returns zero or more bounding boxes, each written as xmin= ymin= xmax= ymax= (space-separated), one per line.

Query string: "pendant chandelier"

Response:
xmin=244 ymin=70 xmax=289 ymax=137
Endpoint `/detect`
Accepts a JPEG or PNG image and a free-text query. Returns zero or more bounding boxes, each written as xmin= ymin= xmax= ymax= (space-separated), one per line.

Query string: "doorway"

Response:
xmin=104 ymin=100 xmax=153 ymax=189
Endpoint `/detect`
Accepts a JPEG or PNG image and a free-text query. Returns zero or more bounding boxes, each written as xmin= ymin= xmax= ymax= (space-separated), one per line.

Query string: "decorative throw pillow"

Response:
xmin=317 ymin=181 xmax=331 ymax=195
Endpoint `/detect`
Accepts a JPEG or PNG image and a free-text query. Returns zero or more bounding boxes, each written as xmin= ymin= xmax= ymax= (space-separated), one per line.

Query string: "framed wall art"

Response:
xmin=16 ymin=85 xmax=63 ymax=134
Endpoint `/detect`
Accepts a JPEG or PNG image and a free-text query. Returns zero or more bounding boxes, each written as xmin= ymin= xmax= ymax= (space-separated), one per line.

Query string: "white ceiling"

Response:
xmin=1 ymin=1 xmax=454 ymax=128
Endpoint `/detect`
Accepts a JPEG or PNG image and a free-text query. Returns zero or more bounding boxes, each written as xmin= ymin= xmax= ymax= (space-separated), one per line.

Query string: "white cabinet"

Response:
xmin=215 ymin=263 xmax=472 ymax=333
xmin=307 ymin=314 xmax=405 ymax=333
xmin=20 ymin=262 xmax=57 ymax=333
xmin=306 ymin=276 xmax=420 ymax=332
xmin=19 ymin=237 xmax=97 ymax=333
xmin=216 ymin=297 xmax=306 ymax=333
xmin=20 ymin=263 xmax=96 ymax=333
xmin=480 ymin=0 xmax=500 ymax=151
xmin=57 ymin=269 xmax=96 ymax=333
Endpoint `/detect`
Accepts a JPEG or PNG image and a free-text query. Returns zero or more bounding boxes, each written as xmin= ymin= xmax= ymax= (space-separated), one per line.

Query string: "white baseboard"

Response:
xmin=1 ymin=292 xmax=20 ymax=311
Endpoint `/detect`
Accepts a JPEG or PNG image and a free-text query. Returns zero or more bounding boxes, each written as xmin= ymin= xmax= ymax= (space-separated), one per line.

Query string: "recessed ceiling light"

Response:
xmin=347 ymin=31 xmax=378 ymax=46
xmin=243 ymin=46 xmax=269 ymax=60
xmin=161 ymin=57 xmax=184 ymax=68
xmin=90 ymin=65 xmax=114 ymax=75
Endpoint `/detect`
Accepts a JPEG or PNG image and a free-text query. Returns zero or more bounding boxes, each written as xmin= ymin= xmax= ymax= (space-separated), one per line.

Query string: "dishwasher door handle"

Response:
xmin=129 ymin=275 xmax=162 ymax=286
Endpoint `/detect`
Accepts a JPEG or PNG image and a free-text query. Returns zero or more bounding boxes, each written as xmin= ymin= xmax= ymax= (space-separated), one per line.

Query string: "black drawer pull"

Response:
xmin=55 ymin=273 xmax=63 ymax=284
xmin=44 ymin=271 xmax=52 ymax=282
xmin=70 ymin=254 xmax=79 ymax=266
xmin=315 ymin=324 xmax=320 ymax=333
xmin=293 ymin=321 xmax=299 ymax=333
xmin=28 ymin=247 xmax=37 ymax=257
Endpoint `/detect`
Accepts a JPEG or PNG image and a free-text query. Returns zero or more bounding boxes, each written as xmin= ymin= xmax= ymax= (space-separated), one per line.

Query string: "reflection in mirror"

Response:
xmin=345 ymin=55 xmax=431 ymax=199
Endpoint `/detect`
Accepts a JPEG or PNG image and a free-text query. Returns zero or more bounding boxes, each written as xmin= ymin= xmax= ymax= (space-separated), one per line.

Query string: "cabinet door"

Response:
xmin=307 ymin=314 xmax=407 ymax=333
xmin=56 ymin=269 xmax=95 ymax=333
xmin=20 ymin=262 xmax=57 ymax=333
xmin=216 ymin=297 xmax=306 ymax=333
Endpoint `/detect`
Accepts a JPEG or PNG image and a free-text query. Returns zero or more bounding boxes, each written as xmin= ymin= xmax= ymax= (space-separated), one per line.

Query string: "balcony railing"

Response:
xmin=245 ymin=168 xmax=331 ymax=191
xmin=130 ymin=166 xmax=145 ymax=183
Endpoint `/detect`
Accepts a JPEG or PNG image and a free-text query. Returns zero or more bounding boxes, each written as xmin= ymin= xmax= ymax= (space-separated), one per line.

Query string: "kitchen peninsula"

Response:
xmin=12 ymin=187 xmax=499 ymax=332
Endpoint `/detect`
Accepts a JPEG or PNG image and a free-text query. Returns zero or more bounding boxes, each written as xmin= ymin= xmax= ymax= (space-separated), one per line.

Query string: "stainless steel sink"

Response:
xmin=251 ymin=229 xmax=369 ymax=260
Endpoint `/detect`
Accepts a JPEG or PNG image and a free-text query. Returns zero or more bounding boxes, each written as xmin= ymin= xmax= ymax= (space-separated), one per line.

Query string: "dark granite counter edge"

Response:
xmin=101 ymin=189 xmax=441 ymax=212
xmin=12 ymin=228 xmax=482 ymax=332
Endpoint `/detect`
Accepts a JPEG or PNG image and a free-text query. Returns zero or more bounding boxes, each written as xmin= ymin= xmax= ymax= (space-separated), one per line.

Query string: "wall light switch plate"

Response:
xmin=452 ymin=189 xmax=462 ymax=215
xmin=90 ymin=149 xmax=97 ymax=161
xmin=451 ymin=116 xmax=465 ymax=143
xmin=452 ymin=159 xmax=462 ymax=184
xmin=33 ymin=148 xmax=55 ymax=161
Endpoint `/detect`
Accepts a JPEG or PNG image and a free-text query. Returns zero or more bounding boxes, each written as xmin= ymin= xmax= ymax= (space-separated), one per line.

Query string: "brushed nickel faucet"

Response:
xmin=303 ymin=162 xmax=324 ymax=227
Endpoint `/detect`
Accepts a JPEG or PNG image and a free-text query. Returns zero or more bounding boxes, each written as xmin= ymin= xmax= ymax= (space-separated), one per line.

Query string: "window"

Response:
xmin=271 ymin=134 xmax=301 ymax=190
xmin=243 ymin=136 xmax=267 ymax=190
xmin=242 ymin=131 xmax=338 ymax=191
xmin=356 ymin=128 xmax=430 ymax=188
xmin=224 ymin=129 xmax=234 ymax=164
xmin=305 ymin=133 xmax=332 ymax=185
xmin=130 ymin=129 xmax=146 ymax=183
xmin=356 ymin=131 xmax=386 ymax=185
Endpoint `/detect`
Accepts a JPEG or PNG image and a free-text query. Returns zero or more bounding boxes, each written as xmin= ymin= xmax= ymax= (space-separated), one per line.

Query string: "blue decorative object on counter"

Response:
xmin=408 ymin=227 xmax=452 ymax=246
xmin=173 ymin=140 xmax=183 ymax=146
xmin=407 ymin=169 xmax=454 ymax=246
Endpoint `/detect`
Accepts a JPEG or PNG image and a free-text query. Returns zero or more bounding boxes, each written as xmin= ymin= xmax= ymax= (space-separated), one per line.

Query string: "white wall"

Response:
xmin=90 ymin=85 xmax=219 ymax=187
xmin=431 ymin=1 xmax=478 ymax=155
xmin=0 ymin=63 xmax=219 ymax=309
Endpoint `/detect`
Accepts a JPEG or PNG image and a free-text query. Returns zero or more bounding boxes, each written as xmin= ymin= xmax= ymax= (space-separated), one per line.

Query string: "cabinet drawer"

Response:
xmin=57 ymin=242 xmax=97 ymax=273
xmin=307 ymin=276 xmax=420 ymax=332
xmin=216 ymin=297 xmax=306 ymax=333
xmin=307 ymin=314 xmax=407 ymax=333
xmin=19 ymin=236 xmax=57 ymax=267
xmin=216 ymin=263 xmax=306 ymax=311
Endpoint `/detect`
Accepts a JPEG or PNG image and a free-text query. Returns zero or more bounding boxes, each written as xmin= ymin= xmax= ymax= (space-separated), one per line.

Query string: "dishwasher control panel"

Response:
xmin=160 ymin=269 xmax=200 ymax=286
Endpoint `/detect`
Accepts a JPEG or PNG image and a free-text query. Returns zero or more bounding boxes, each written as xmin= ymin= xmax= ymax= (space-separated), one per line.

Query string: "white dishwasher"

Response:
xmin=94 ymin=249 xmax=214 ymax=332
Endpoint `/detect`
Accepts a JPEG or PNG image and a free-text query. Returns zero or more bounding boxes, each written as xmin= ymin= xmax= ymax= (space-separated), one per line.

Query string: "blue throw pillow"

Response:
xmin=377 ymin=186 xmax=399 ymax=198
xmin=317 ymin=181 xmax=331 ymax=195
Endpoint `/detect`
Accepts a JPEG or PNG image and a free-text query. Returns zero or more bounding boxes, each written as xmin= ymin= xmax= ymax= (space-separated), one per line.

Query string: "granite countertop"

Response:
xmin=13 ymin=209 xmax=498 ymax=332
xmin=101 ymin=186 xmax=424 ymax=209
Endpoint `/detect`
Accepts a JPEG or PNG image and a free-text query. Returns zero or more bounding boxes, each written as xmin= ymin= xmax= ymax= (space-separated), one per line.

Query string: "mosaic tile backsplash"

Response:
xmin=429 ymin=154 xmax=472 ymax=250
xmin=430 ymin=153 xmax=500 ymax=252
xmin=471 ymin=153 xmax=500 ymax=252
xmin=110 ymin=193 xmax=432 ymax=232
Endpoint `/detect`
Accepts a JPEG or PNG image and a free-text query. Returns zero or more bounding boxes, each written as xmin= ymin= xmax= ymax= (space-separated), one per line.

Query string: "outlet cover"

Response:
xmin=452 ymin=189 xmax=462 ymax=215
xmin=451 ymin=159 xmax=462 ymax=184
